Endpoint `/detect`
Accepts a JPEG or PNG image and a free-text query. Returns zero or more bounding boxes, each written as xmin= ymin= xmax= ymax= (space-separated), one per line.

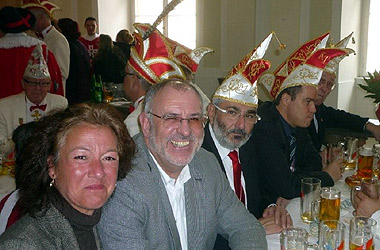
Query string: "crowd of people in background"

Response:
xmin=0 ymin=1 xmax=380 ymax=249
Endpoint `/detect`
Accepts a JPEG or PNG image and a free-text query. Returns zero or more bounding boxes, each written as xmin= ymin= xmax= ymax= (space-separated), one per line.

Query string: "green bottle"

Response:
xmin=90 ymin=74 xmax=97 ymax=103
xmin=94 ymin=75 xmax=103 ymax=103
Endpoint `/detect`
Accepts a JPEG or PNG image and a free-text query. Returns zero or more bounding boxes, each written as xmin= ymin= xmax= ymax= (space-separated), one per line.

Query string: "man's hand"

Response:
xmin=259 ymin=216 xmax=283 ymax=235
xmin=323 ymin=158 xmax=343 ymax=182
xmin=276 ymin=197 xmax=291 ymax=208
xmin=262 ymin=205 xmax=292 ymax=231
xmin=354 ymin=191 xmax=380 ymax=217
xmin=365 ymin=122 xmax=380 ymax=141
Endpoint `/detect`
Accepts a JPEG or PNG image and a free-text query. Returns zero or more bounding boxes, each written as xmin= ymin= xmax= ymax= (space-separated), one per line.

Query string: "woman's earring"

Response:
xmin=50 ymin=179 xmax=55 ymax=187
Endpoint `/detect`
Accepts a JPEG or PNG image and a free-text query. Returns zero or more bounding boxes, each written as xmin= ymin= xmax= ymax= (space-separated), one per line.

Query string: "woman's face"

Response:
xmin=49 ymin=124 xmax=119 ymax=215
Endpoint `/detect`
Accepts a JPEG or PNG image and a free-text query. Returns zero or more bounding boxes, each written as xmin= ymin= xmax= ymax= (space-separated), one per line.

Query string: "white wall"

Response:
xmin=97 ymin=0 xmax=129 ymax=40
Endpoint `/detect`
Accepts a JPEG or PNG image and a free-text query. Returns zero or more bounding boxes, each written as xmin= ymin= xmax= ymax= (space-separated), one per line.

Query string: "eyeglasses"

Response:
xmin=23 ymin=78 xmax=50 ymax=87
xmin=148 ymin=111 xmax=205 ymax=128
xmin=214 ymin=105 xmax=261 ymax=124
xmin=318 ymin=78 xmax=335 ymax=91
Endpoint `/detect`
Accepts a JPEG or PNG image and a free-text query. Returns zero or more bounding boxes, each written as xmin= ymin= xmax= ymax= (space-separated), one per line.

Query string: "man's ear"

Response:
xmin=281 ymin=93 xmax=291 ymax=107
xmin=207 ymin=104 xmax=216 ymax=126
xmin=139 ymin=112 xmax=151 ymax=137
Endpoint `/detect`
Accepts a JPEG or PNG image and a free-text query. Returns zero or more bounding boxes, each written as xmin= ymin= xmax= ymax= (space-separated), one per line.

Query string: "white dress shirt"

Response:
xmin=151 ymin=152 xmax=191 ymax=250
xmin=209 ymin=124 xmax=247 ymax=207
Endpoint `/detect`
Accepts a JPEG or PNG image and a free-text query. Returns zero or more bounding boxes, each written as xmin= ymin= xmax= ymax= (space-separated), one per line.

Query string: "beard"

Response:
xmin=212 ymin=117 xmax=251 ymax=150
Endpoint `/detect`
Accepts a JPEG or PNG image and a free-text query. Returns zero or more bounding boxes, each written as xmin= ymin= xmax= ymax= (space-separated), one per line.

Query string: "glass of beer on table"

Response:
xmin=300 ymin=178 xmax=321 ymax=223
xmin=319 ymin=220 xmax=345 ymax=250
xmin=319 ymin=187 xmax=341 ymax=224
xmin=357 ymin=147 xmax=374 ymax=180
xmin=343 ymin=137 xmax=358 ymax=170
xmin=349 ymin=216 xmax=377 ymax=250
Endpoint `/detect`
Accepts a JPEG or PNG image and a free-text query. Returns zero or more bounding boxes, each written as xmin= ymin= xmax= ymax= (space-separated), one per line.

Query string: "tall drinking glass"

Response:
xmin=349 ymin=217 xmax=377 ymax=250
xmin=300 ymin=178 xmax=321 ymax=223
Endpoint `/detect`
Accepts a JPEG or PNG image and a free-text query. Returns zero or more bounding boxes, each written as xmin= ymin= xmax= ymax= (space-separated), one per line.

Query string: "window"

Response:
xmin=366 ymin=0 xmax=380 ymax=73
xmin=134 ymin=0 xmax=196 ymax=48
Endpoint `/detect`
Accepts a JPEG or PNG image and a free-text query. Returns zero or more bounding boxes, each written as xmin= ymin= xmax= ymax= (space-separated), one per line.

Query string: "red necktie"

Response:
xmin=228 ymin=150 xmax=245 ymax=205
xmin=30 ymin=104 xmax=47 ymax=112
xmin=128 ymin=105 xmax=135 ymax=113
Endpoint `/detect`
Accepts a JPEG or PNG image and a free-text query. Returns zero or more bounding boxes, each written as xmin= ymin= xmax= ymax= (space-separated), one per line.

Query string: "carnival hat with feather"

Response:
xmin=128 ymin=0 xmax=213 ymax=84
xmin=259 ymin=32 xmax=351 ymax=98
xmin=213 ymin=33 xmax=275 ymax=107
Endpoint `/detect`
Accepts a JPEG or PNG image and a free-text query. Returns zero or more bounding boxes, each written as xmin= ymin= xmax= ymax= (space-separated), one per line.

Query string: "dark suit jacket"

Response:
xmin=202 ymin=125 xmax=262 ymax=250
xmin=252 ymin=102 xmax=334 ymax=211
xmin=307 ymin=104 xmax=368 ymax=151
xmin=98 ymin=134 xmax=267 ymax=250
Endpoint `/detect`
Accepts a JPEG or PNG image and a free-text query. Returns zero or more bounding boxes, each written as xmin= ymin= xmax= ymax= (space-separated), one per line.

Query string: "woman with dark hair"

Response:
xmin=58 ymin=18 xmax=91 ymax=105
xmin=0 ymin=103 xmax=135 ymax=249
xmin=92 ymin=34 xmax=127 ymax=84
xmin=0 ymin=121 xmax=38 ymax=234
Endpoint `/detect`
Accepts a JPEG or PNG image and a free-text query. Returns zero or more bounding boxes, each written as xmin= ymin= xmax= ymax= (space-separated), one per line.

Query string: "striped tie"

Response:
xmin=289 ymin=133 xmax=296 ymax=172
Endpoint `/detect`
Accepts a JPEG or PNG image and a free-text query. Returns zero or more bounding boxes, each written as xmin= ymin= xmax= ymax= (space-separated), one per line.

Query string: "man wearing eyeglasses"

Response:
xmin=99 ymin=79 xmax=267 ymax=250
xmin=307 ymin=70 xmax=380 ymax=152
xmin=306 ymin=33 xmax=380 ymax=152
xmin=0 ymin=44 xmax=67 ymax=141
xmin=201 ymin=36 xmax=292 ymax=249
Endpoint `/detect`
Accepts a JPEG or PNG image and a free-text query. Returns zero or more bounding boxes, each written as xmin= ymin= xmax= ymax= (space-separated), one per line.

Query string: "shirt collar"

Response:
xmin=279 ymin=114 xmax=295 ymax=137
xmin=134 ymin=95 xmax=145 ymax=108
xmin=41 ymin=25 xmax=53 ymax=38
xmin=149 ymin=151 xmax=191 ymax=186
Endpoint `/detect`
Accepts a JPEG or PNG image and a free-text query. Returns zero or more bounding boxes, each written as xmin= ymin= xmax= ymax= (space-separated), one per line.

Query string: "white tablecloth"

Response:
xmin=266 ymin=170 xmax=380 ymax=249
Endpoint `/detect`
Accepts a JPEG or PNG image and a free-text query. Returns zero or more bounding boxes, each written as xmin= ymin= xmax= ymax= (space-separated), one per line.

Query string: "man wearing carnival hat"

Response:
xmin=123 ymin=23 xmax=212 ymax=137
xmin=22 ymin=0 xmax=70 ymax=95
xmin=0 ymin=6 xmax=64 ymax=99
xmin=252 ymin=33 xmax=350 ymax=209
xmin=0 ymin=44 xmax=68 ymax=141
xmin=202 ymin=33 xmax=292 ymax=250
xmin=307 ymin=32 xmax=380 ymax=152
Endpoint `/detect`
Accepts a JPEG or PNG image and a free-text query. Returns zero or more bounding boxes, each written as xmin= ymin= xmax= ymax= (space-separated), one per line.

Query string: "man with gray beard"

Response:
xmin=202 ymin=33 xmax=292 ymax=250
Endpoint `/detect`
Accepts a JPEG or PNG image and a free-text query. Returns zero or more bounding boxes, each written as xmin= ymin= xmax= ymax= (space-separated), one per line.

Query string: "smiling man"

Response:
xmin=252 ymin=33 xmax=349 ymax=208
xmin=98 ymin=79 xmax=267 ymax=250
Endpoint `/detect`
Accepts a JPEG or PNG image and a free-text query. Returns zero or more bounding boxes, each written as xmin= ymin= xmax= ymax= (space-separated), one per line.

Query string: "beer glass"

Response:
xmin=319 ymin=220 xmax=345 ymax=250
xmin=357 ymin=147 xmax=374 ymax=180
xmin=343 ymin=137 xmax=358 ymax=170
xmin=373 ymin=144 xmax=380 ymax=178
xmin=102 ymin=82 xmax=116 ymax=103
xmin=349 ymin=217 xmax=377 ymax=250
xmin=327 ymin=142 xmax=344 ymax=165
xmin=300 ymin=178 xmax=321 ymax=223
xmin=319 ymin=187 xmax=341 ymax=222
xmin=280 ymin=227 xmax=318 ymax=250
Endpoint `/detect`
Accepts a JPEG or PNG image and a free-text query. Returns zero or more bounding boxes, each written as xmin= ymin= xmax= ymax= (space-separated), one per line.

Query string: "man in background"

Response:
xmin=79 ymin=17 xmax=100 ymax=61
xmin=307 ymin=33 xmax=380 ymax=152
xmin=0 ymin=44 xmax=67 ymax=141
xmin=22 ymin=0 xmax=70 ymax=95
xmin=253 ymin=33 xmax=349 ymax=210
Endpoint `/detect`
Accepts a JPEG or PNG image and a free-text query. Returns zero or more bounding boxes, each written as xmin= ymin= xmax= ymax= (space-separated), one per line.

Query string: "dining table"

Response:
xmin=266 ymin=169 xmax=380 ymax=249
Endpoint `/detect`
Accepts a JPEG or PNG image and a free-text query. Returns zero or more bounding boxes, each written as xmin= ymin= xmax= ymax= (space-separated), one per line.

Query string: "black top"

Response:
xmin=307 ymin=103 xmax=368 ymax=151
xmin=252 ymin=101 xmax=334 ymax=210
xmin=202 ymin=125 xmax=262 ymax=250
xmin=50 ymin=189 xmax=101 ymax=250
